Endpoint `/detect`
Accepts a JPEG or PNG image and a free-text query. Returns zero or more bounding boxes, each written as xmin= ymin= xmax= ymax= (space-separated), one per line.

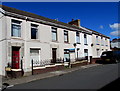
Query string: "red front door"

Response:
xmin=12 ymin=47 xmax=20 ymax=69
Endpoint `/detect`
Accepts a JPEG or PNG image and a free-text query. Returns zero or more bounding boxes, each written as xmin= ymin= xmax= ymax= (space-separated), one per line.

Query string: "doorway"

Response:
xmin=12 ymin=47 xmax=20 ymax=69
xmin=52 ymin=48 xmax=57 ymax=63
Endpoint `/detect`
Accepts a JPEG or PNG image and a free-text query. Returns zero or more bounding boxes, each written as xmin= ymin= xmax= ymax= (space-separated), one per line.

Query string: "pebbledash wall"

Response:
xmin=0 ymin=5 xmax=110 ymax=76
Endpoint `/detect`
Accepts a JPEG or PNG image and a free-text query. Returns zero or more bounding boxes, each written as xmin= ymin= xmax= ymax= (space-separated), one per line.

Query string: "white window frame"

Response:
xmin=84 ymin=34 xmax=87 ymax=45
xmin=30 ymin=48 xmax=41 ymax=67
xmin=11 ymin=19 xmax=21 ymax=37
xmin=76 ymin=32 xmax=80 ymax=44
xmin=31 ymin=24 xmax=38 ymax=39
xmin=64 ymin=30 xmax=69 ymax=43
xmin=51 ymin=27 xmax=57 ymax=41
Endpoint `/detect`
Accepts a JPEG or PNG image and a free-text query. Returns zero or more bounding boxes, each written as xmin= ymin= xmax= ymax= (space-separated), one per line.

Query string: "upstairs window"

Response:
xmin=31 ymin=24 xmax=38 ymax=39
xmin=105 ymin=38 xmax=108 ymax=46
xmin=11 ymin=19 xmax=21 ymax=37
xmin=84 ymin=34 xmax=87 ymax=45
xmin=51 ymin=27 xmax=57 ymax=41
xmin=76 ymin=32 xmax=80 ymax=43
xmin=101 ymin=37 xmax=104 ymax=46
xmin=64 ymin=30 xmax=69 ymax=43
xmin=96 ymin=36 xmax=99 ymax=45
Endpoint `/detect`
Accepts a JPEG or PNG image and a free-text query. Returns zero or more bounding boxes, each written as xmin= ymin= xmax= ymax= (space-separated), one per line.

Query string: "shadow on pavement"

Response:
xmin=95 ymin=60 xmax=117 ymax=64
xmin=98 ymin=78 xmax=120 ymax=91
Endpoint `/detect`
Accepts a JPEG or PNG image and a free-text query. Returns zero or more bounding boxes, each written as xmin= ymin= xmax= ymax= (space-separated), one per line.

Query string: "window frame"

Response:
xmin=51 ymin=27 xmax=57 ymax=41
xmin=84 ymin=34 xmax=87 ymax=45
xmin=64 ymin=30 xmax=69 ymax=43
xmin=96 ymin=49 xmax=100 ymax=56
xmin=76 ymin=31 xmax=80 ymax=44
xmin=84 ymin=49 xmax=88 ymax=57
xmin=31 ymin=24 xmax=38 ymax=39
xmin=101 ymin=37 xmax=104 ymax=46
xmin=96 ymin=36 xmax=99 ymax=45
xmin=11 ymin=19 xmax=21 ymax=37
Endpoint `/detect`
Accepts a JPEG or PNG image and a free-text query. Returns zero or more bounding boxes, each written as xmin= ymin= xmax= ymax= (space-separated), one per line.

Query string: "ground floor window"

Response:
xmin=96 ymin=49 xmax=100 ymax=57
xmin=30 ymin=48 xmax=40 ymax=66
xmin=84 ymin=49 xmax=88 ymax=57
xmin=64 ymin=49 xmax=70 ymax=62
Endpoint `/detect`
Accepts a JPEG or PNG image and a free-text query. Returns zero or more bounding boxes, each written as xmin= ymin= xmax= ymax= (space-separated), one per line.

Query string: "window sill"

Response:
xmin=52 ymin=40 xmax=58 ymax=43
xmin=11 ymin=37 xmax=22 ymax=40
xmin=64 ymin=42 xmax=69 ymax=44
xmin=30 ymin=39 xmax=40 ymax=42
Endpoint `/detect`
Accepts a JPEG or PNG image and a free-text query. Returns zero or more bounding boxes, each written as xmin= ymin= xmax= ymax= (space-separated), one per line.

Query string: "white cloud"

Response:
xmin=109 ymin=23 xmax=120 ymax=37
xmin=99 ymin=25 xmax=103 ymax=29
xmin=110 ymin=30 xmax=120 ymax=37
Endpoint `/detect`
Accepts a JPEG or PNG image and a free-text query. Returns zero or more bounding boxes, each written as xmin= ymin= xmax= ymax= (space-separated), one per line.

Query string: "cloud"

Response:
xmin=110 ymin=30 xmax=120 ymax=37
xmin=99 ymin=25 xmax=103 ymax=29
xmin=109 ymin=23 xmax=120 ymax=37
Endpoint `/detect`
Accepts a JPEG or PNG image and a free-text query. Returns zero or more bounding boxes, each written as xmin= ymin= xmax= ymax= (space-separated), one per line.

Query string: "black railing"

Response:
xmin=32 ymin=57 xmax=88 ymax=67
xmin=75 ymin=57 xmax=87 ymax=61
xmin=51 ymin=58 xmax=64 ymax=63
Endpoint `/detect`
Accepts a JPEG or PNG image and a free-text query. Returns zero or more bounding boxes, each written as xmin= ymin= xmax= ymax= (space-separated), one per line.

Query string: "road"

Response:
xmin=5 ymin=63 xmax=119 ymax=90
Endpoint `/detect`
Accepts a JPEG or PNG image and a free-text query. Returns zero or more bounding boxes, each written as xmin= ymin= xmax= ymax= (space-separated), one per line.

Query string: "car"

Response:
xmin=100 ymin=51 xmax=120 ymax=63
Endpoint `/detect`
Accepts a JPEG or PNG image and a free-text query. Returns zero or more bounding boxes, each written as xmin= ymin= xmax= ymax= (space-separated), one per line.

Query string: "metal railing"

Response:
xmin=32 ymin=58 xmax=64 ymax=67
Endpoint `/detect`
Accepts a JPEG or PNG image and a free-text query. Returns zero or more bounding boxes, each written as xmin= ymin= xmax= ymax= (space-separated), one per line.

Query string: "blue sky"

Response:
xmin=2 ymin=2 xmax=119 ymax=40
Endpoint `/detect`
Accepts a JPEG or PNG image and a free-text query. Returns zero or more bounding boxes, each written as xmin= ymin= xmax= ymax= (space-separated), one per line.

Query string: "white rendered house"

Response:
xmin=0 ymin=5 xmax=110 ymax=76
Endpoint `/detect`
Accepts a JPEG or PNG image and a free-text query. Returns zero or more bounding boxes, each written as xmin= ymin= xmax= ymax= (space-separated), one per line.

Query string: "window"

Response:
xmin=52 ymin=27 xmax=57 ymax=41
xmin=64 ymin=30 xmax=68 ymax=43
xmin=31 ymin=24 xmax=38 ymax=39
xmin=96 ymin=49 xmax=100 ymax=56
xmin=11 ymin=19 xmax=21 ymax=37
xmin=30 ymin=49 xmax=40 ymax=66
xmin=101 ymin=37 xmax=104 ymax=46
xmin=105 ymin=38 xmax=108 ymax=46
xmin=64 ymin=49 xmax=70 ymax=62
xmin=96 ymin=36 xmax=99 ymax=45
xmin=84 ymin=49 xmax=88 ymax=57
xmin=84 ymin=34 xmax=87 ymax=45
xmin=76 ymin=32 xmax=80 ymax=43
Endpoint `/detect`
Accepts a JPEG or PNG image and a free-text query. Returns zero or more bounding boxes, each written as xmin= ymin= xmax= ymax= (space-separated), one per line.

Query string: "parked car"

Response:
xmin=100 ymin=51 xmax=120 ymax=63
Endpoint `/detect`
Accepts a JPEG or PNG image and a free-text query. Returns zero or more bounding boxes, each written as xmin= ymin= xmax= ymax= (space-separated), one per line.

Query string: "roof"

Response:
xmin=84 ymin=27 xmax=110 ymax=39
xmin=111 ymin=38 xmax=120 ymax=42
xmin=0 ymin=5 xmax=110 ymax=38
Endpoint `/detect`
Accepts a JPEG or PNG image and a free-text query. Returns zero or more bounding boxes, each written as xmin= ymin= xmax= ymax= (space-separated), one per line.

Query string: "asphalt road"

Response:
xmin=6 ymin=63 xmax=119 ymax=90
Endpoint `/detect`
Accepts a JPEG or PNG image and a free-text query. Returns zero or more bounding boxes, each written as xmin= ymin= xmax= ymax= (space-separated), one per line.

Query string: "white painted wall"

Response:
xmin=92 ymin=34 xmax=110 ymax=58
xmin=0 ymin=12 xmax=110 ymax=76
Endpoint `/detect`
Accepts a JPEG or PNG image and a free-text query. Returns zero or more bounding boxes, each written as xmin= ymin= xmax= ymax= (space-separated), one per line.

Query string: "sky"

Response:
xmin=2 ymin=2 xmax=119 ymax=40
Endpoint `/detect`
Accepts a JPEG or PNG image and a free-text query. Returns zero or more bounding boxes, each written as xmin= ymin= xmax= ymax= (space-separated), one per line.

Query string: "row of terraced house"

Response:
xmin=0 ymin=5 xmax=110 ymax=77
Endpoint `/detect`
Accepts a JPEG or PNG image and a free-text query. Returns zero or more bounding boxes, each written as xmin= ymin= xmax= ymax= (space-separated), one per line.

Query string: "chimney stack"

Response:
xmin=68 ymin=19 xmax=80 ymax=27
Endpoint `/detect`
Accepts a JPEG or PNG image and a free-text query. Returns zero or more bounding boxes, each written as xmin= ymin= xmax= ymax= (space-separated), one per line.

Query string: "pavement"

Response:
xmin=2 ymin=63 xmax=101 ymax=88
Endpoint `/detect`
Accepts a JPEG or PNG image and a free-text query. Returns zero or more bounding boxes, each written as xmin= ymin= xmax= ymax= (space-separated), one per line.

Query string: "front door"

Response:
xmin=52 ymin=48 xmax=57 ymax=63
xmin=12 ymin=47 xmax=20 ymax=69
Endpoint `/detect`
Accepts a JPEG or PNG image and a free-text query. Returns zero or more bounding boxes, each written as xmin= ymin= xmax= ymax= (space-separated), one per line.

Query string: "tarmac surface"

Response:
xmin=1 ymin=63 xmax=119 ymax=90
